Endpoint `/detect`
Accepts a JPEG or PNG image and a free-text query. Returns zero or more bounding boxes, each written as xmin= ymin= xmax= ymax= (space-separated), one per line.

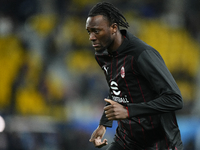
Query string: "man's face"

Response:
xmin=86 ymin=15 xmax=114 ymax=51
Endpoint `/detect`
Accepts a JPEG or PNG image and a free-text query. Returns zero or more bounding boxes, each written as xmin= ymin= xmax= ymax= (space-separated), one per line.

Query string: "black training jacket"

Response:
xmin=95 ymin=30 xmax=183 ymax=150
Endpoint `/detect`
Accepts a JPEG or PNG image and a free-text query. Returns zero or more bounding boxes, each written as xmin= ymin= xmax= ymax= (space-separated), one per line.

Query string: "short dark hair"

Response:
xmin=88 ymin=2 xmax=129 ymax=29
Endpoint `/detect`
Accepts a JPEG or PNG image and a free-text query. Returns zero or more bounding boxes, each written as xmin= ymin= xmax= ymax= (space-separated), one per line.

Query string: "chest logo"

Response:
xmin=110 ymin=81 xmax=121 ymax=96
xmin=121 ymin=66 xmax=125 ymax=78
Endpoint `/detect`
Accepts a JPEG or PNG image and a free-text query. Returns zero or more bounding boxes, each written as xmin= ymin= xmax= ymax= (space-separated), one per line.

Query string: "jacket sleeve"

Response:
xmin=99 ymin=102 xmax=113 ymax=127
xmin=99 ymin=94 xmax=113 ymax=127
xmin=99 ymin=94 xmax=113 ymax=128
xmin=95 ymin=55 xmax=113 ymax=127
xmin=127 ymin=49 xmax=183 ymax=117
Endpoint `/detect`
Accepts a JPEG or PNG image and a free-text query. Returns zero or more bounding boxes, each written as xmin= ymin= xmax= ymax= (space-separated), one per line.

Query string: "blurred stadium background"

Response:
xmin=0 ymin=0 xmax=199 ymax=149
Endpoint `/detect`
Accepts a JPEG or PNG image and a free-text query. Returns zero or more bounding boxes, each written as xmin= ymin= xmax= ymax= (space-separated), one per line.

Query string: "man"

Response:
xmin=86 ymin=2 xmax=183 ymax=150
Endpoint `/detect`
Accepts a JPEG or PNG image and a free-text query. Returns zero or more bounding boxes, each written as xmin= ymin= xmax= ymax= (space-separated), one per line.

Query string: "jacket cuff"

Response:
xmin=99 ymin=121 xmax=113 ymax=128
xmin=99 ymin=113 xmax=113 ymax=128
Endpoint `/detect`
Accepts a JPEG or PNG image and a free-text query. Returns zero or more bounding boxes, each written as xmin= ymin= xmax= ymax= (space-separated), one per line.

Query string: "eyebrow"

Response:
xmin=86 ymin=27 xmax=101 ymax=31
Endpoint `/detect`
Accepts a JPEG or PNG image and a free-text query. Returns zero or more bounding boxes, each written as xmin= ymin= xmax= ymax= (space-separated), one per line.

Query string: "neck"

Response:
xmin=107 ymin=32 xmax=124 ymax=53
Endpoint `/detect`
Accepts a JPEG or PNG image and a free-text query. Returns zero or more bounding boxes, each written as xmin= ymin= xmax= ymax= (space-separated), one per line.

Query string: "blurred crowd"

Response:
xmin=0 ymin=0 xmax=199 ymax=150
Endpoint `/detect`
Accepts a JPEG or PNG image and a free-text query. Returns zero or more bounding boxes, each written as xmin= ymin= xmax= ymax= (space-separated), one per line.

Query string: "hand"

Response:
xmin=89 ymin=125 xmax=108 ymax=148
xmin=104 ymin=98 xmax=128 ymax=120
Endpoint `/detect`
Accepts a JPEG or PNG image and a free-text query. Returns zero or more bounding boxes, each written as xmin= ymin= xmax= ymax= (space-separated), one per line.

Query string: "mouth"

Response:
xmin=92 ymin=43 xmax=100 ymax=48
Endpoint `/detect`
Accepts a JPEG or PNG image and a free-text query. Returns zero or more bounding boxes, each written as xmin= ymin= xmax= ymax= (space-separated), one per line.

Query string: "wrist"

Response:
xmin=99 ymin=125 xmax=106 ymax=130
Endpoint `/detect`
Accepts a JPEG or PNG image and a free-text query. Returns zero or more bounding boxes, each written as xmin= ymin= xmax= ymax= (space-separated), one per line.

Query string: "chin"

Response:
xmin=94 ymin=48 xmax=102 ymax=51
xmin=94 ymin=48 xmax=101 ymax=51
xmin=94 ymin=46 xmax=106 ymax=52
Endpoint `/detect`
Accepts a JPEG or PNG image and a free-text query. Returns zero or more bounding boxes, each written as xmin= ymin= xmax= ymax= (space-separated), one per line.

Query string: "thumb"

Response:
xmin=104 ymin=99 xmax=115 ymax=105
xmin=102 ymin=138 xmax=108 ymax=145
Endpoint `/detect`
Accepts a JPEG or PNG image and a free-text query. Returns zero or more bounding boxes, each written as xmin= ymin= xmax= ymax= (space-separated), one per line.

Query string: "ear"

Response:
xmin=111 ymin=23 xmax=118 ymax=34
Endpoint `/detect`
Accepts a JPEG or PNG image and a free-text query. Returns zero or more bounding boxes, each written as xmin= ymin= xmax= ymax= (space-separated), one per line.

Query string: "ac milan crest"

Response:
xmin=121 ymin=66 xmax=125 ymax=78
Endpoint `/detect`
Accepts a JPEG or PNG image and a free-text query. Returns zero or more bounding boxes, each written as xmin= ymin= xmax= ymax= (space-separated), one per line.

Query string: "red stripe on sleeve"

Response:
xmin=126 ymin=106 xmax=130 ymax=118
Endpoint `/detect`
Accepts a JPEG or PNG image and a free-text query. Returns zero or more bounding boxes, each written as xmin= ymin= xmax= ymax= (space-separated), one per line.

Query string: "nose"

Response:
xmin=89 ymin=32 xmax=96 ymax=41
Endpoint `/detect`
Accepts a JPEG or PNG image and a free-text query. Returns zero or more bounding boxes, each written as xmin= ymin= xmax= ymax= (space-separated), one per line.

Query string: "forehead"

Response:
xmin=86 ymin=15 xmax=110 ymax=29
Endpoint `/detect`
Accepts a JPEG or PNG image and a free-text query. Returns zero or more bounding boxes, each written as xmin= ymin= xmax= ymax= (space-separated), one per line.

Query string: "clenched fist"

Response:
xmin=104 ymin=99 xmax=129 ymax=120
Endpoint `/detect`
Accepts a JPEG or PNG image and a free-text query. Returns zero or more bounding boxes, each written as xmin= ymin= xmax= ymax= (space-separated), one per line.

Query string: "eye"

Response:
xmin=87 ymin=30 xmax=91 ymax=35
xmin=94 ymin=30 xmax=99 ymax=34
